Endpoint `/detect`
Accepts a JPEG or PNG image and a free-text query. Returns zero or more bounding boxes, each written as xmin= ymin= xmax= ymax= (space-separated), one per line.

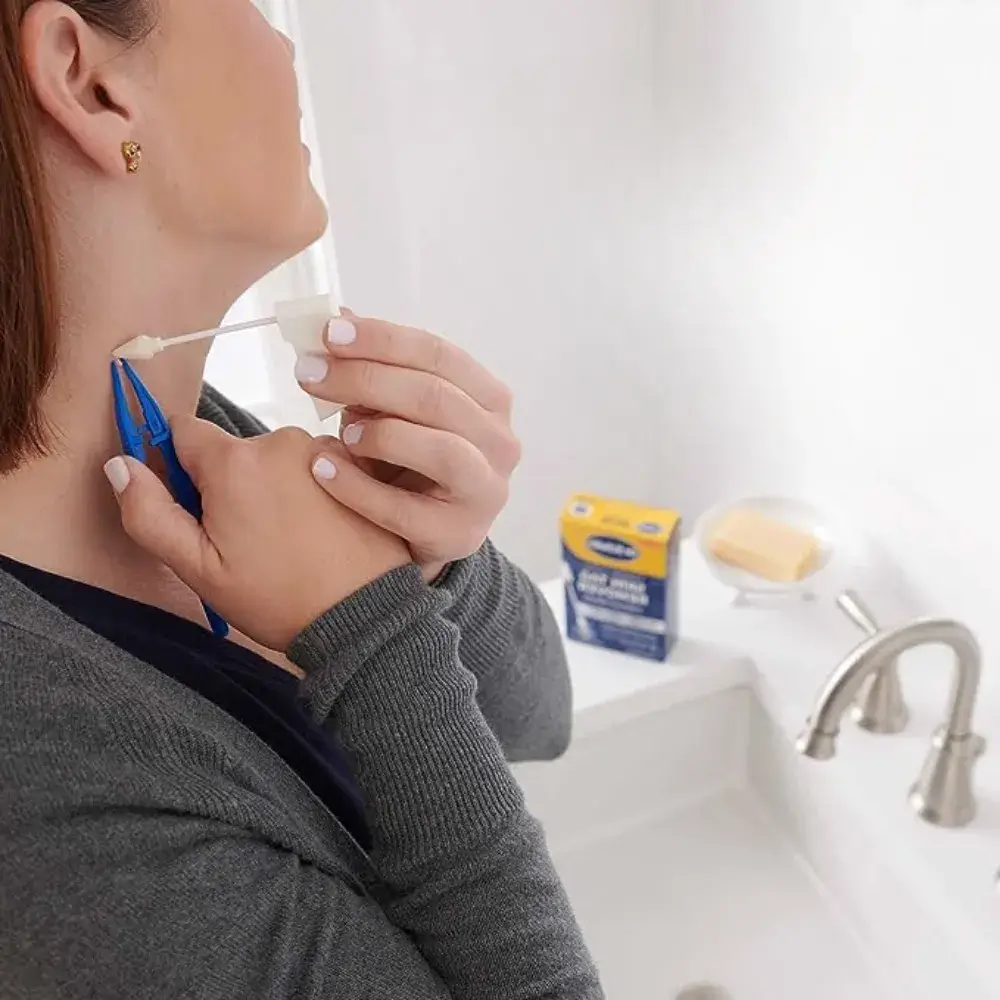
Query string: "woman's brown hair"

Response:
xmin=0 ymin=0 xmax=152 ymax=472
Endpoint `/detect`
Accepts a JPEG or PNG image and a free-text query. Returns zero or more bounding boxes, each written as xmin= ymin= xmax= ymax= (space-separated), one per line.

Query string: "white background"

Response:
xmin=224 ymin=2 xmax=1000 ymax=659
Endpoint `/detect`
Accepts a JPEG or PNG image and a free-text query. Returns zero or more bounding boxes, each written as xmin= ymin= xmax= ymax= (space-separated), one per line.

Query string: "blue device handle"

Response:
xmin=112 ymin=361 xmax=229 ymax=639
xmin=203 ymin=603 xmax=231 ymax=639
xmin=159 ymin=437 xmax=204 ymax=520
xmin=157 ymin=439 xmax=230 ymax=638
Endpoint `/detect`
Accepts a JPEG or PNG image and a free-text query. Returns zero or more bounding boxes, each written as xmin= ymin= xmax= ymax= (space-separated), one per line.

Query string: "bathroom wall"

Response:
xmin=650 ymin=0 xmax=1000 ymax=646
xmin=296 ymin=0 xmax=667 ymax=578
xmin=299 ymin=0 xmax=1000 ymax=655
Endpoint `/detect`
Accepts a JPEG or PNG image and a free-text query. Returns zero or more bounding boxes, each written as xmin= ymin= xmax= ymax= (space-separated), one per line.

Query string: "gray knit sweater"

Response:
xmin=0 ymin=388 xmax=602 ymax=999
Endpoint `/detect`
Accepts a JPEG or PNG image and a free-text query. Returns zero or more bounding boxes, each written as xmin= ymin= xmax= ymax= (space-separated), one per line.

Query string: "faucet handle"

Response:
xmin=837 ymin=590 xmax=880 ymax=636
xmin=836 ymin=591 xmax=911 ymax=735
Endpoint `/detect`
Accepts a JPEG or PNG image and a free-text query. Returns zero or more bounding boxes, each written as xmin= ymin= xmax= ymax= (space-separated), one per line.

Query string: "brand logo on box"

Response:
xmin=586 ymin=535 xmax=639 ymax=562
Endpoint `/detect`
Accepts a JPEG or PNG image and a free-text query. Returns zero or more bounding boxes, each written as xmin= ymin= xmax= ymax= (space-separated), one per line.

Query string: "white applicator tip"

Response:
xmin=112 ymin=335 xmax=163 ymax=361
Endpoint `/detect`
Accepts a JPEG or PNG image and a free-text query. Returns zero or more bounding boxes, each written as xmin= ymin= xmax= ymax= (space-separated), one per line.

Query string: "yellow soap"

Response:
xmin=708 ymin=508 xmax=819 ymax=582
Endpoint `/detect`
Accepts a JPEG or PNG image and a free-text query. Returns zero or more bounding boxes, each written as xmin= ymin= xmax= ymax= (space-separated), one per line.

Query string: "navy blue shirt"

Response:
xmin=0 ymin=556 xmax=371 ymax=850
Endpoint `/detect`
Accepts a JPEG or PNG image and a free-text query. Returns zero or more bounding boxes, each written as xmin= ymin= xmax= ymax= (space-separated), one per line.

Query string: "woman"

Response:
xmin=0 ymin=1 xmax=602 ymax=997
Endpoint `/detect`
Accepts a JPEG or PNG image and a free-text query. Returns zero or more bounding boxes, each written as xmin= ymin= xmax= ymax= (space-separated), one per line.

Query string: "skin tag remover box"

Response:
xmin=560 ymin=494 xmax=681 ymax=662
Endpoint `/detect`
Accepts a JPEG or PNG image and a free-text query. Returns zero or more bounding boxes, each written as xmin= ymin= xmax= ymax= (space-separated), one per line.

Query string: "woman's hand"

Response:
xmin=104 ymin=419 xmax=410 ymax=651
xmin=295 ymin=314 xmax=521 ymax=581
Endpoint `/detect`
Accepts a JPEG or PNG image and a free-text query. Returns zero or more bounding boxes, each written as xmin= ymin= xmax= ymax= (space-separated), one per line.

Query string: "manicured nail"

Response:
xmin=104 ymin=456 xmax=130 ymax=495
xmin=342 ymin=422 xmax=364 ymax=446
xmin=295 ymin=355 xmax=329 ymax=384
xmin=312 ymin=456 xmax=338 ymax=481
xmin=326 ymin=318 xmax=357 ymax=346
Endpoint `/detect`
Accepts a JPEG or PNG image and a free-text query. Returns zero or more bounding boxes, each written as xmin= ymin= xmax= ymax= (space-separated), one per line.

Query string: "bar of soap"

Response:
xmin=708 ymin=508 xmax=819 ymax=582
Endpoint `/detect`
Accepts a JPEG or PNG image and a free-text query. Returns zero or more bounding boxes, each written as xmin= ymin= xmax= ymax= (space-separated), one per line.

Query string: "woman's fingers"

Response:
xmin=298 ymin=356 xmax=519 ymax=473
xmin=310 ymin=437 xmax=503 ymax=564
xmin=340 ymin=405 xmax=378 ymax=426
xmin=323 ymin=315 xmax=513 ymax=416
xmin=341 ymin=417 xmax=499 ymax=501
xmin=311 ymin=452 xmax=462 ymax=560
xmin=105 ymin=455 xmax=220 ymax=588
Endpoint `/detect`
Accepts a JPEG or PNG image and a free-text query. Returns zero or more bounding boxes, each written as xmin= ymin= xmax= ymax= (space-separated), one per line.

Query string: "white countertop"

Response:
xmin=540 ymin=576 xmax=753 ymax=736
xmin=544 ymin=539 xmax=1000 ymax=976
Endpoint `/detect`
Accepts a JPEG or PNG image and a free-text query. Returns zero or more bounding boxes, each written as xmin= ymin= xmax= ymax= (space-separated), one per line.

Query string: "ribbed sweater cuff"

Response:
xmin=291 ymin=565 xmax=441 ymax=715
xmin=290 ymin=564 xmax=524 ymax=880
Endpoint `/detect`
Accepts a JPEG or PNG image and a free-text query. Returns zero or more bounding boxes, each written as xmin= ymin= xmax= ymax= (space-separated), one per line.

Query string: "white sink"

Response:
xmin=529 ymin=556 xmax=1000 ymax=999
xmin=516 ymin=687 xmax=896 ymax=1000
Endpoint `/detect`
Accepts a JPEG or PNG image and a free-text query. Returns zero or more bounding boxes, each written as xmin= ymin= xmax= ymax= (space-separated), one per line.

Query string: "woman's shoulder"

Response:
xmin=0 ymin=615 xmax=271 ymax=790
xmin=0 ymin=619 xmax=363 ymax=877
xmin=198 ymin=383 xmax=270 ymax=439
xmin=0 ymin=619 xmax=245 ymax=791
xmin=0 ymin=634 xmax=391 ymax=1000
xmin=0 ymin=566 xmax=328 ymax=836
xmin=0 ymin=570 xmax=217 ymax=740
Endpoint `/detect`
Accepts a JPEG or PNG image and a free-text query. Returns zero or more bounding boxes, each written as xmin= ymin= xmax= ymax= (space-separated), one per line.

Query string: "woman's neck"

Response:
xmin=0 ymin=167 xmax=272 ymax=618
xmin=0 ymin=290 xmax=229 ymax=618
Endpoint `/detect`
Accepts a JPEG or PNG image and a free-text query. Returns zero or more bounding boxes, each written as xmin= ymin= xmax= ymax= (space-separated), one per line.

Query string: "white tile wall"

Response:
xmin=651 ymin=1 xmax=1000 ymax=647
xmin=297 ymin=0 xmax=1000 ymax=650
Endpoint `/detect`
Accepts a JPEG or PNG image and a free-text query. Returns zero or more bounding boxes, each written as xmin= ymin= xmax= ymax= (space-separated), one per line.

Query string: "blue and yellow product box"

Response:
xmin=560 ymin=494 xmax=681 ymax=662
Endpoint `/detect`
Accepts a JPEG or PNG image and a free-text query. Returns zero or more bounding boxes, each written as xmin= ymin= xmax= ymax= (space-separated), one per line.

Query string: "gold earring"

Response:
xmin=121 ymin=140 xmax=142 ymax=174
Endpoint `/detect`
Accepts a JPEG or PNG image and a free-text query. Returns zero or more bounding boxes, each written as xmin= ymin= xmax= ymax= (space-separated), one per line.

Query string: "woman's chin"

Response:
xmin=268 ymin=191 xmax=330 ymax=266
xmin=295 ymin=188 xmax=330 ymax=249
xmin=306 ymin=190 xmax=331 ymax=242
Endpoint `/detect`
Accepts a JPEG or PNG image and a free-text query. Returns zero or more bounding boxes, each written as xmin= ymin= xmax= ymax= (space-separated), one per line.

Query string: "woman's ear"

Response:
xmin=20 ymin=1 xmax=143 ymax=178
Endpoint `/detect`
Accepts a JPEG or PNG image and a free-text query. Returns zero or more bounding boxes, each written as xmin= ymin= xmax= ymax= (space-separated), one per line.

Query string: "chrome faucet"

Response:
xmin=797 ymin=619 xmax=987 ymax=828
xmin=836 ymin=591 xmax=909 ymax=734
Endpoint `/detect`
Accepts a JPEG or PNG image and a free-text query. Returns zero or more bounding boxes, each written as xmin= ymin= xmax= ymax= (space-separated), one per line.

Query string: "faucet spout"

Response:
xmin=800 ymin=619 xmax=981 ymax=747
xmin=797 ymin=618 xmax=986 ymax=828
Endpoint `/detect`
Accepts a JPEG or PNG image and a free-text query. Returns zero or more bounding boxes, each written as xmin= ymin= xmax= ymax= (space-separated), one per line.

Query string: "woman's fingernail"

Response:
xmin=312 ymin=456 xmax=338 ymax=481
xmin=295 ymin=355 xmax=329 ymax=384
xmin=342 ymin=422 xmax=364 ymax=446
xmin=104 ymin=456 xmax=131 ymax=495
xmin=326 ymin=318 xmax=357 ymax=346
